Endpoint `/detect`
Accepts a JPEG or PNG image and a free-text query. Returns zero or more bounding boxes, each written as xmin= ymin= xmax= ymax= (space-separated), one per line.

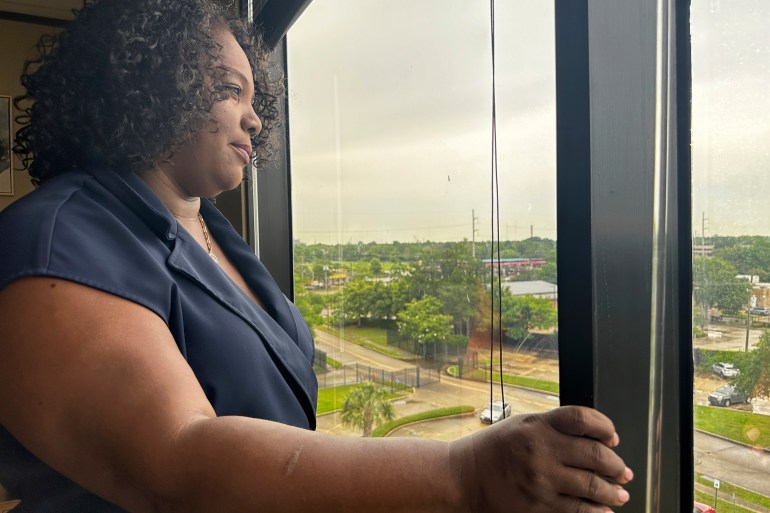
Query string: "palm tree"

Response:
xmin=340 ymin=381 xmax=396 ymax=437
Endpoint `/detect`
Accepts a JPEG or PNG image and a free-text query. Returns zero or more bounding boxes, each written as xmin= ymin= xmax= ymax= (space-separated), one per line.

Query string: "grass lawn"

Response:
xmin=316 ymin=385 xmax=408 ymax=415
xmin=695 ymin=472 xmax=770 ymax=510
xmin=342 ymin=326 xmax=389 ymax=346
xmin=451 ymin=366 xmax=559 ymax=395
xmin=694 ymin=405 xmax=770 ymax=448
xmin=695 ymin=488 xmax=756 ymax=513
xmin=491 ymin=371 xmax=560 ymax=394
xmin=326 ymin=356 xmax=343 ymax=369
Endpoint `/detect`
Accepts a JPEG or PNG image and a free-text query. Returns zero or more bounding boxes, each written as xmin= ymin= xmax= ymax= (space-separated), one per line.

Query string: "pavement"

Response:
xmin=696 ymin=322 xmax=764 ymax=352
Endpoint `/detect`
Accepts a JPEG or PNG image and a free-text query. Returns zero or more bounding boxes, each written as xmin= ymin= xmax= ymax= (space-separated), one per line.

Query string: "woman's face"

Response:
xmin=165 ymin=29 xmax=262 ymax=197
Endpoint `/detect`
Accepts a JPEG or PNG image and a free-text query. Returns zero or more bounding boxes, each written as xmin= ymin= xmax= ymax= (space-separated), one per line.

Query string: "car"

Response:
xmin=750 ymin=307 xmax=770 ymax=316
xmin=693 ymin=501 xmax=716 ymax=513
xmin=712 ymin=361 xmax=739 ymax=378
xmin=479 ymin=401 xmax=512 ymax=424
xmin=708 ymin=385 xmax=750 ymax=407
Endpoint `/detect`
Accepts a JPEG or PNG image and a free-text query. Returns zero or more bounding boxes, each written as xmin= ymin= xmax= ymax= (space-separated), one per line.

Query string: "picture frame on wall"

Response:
xmin=0 ymin=95 xmax=13 ymax=196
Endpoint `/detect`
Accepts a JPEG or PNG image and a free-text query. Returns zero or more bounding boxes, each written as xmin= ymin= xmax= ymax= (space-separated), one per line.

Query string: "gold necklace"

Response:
xmin=197 ymin=212 xmax=219 ymax=264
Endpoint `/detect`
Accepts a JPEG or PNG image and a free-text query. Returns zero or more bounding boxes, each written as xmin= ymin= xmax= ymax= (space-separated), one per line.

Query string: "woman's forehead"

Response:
xmin=215 ymin=30 xmax=253 ymax=80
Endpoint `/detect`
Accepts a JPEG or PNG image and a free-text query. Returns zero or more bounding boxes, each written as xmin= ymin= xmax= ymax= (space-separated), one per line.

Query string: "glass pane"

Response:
xmin=287 ymin=0 xmax=558 ymax=441
xmin=691 ymin=1 xmax=770 ymax=509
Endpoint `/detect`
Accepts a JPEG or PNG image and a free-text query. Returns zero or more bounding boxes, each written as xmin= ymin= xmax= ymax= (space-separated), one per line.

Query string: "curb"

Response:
xmin=379 ymin=410 xmax=478 ymax=438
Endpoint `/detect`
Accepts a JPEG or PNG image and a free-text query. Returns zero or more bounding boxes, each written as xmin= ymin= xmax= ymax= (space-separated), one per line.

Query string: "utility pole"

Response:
xmin=702 ymin=211 xmax=707 ymax=252
xmin=746 ymin=303 xmax=751 ymax=352
xmin=746 ymin=272 xmax=755 ymax=352
xmin=472 ymin=209 xmax=479 ymax=259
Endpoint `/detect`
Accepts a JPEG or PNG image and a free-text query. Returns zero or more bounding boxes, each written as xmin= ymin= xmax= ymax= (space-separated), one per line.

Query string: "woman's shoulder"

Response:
xmin=0 ymin=170 xmax=94 ymax=227
xmin=0 ymin=171 xmax=98 ymax=270
xmin=0 ymin=170 xmax=176 ymax=318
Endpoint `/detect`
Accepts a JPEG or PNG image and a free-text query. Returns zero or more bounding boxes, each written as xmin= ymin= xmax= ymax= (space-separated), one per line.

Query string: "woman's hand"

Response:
xmin=449 ymin=405 xmax=632 ymax=513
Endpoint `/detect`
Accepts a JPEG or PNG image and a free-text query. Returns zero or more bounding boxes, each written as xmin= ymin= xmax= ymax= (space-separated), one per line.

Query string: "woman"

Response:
xmin=0 ymin=1 xmax=632 ymax=511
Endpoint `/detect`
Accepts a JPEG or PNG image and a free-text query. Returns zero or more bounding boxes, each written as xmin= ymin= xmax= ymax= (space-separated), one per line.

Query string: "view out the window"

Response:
xmin=691 ymin=0 xmax=770 ymax=509
xmin=286 ymin=0 xmax=559 ymax=441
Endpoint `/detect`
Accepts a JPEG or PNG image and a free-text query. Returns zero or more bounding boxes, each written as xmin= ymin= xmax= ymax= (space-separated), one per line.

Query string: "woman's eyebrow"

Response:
xmin=221 ymin=66 xmax=251 ymax=85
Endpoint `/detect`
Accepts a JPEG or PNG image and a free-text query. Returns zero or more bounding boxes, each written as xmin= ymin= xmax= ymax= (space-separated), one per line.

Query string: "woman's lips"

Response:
xmin=232 ymin=144 xmax=251 ymax=163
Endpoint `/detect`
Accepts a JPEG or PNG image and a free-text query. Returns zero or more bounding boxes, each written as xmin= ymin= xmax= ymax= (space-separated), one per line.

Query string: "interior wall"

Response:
xmin=0 ymin=19 xmax=61 ymax=212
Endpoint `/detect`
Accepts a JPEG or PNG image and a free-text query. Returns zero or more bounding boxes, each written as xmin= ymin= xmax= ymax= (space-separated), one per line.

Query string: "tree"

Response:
xmin=500 ymin=292 xmax=558 ymax=341
xmin=334 ymin=278 xmax=400 ymax=327
xmin=693 ymin=257 xmax=748 ymax=316
xmin=340 ymin=381 xmax=395 ymax=437
xmin=731 ymin=330 xmax=770 ymax=399
xmin=369 ymin=257 xmax=382 ymax=276
xmin=716 ymin=237 xmax=770 ymax=279
xmin=368 ymin=281 xmax=395 ymax=326
xmin=397 ymin=296 xmax=453 ymax=356
xmin=409 ymin=242 xmax=482 ymax=336
xmin=293 ymin=290 xmax=323 ymax=333
xmin=536 ymin=262 xmax=558 ymax=284
xmin=342 ymin=279 xmax=376 ymax=326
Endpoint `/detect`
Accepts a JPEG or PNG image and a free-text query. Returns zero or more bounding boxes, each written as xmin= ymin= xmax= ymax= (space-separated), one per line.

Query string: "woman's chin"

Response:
xmin=213 ymin=168 xmax=246 ymax=195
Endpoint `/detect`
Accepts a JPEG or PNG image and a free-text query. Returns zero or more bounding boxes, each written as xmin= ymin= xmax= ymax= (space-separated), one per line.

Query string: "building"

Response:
xmin=502 ymin=280 xmax=558 ymax=307
xmin=480 ymin=257 xmax=547 ymax=277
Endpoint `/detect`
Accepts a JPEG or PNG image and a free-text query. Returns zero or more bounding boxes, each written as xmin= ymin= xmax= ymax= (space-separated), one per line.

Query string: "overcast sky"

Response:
xmin=691 ymin=0 xmax=770 ymax=239
xmin=285 ymin=0 xmax=770 ymax=244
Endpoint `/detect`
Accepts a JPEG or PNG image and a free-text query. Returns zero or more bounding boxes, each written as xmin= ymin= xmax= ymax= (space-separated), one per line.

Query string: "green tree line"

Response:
xmin=293 ymin=239 xmax=558 ymax=357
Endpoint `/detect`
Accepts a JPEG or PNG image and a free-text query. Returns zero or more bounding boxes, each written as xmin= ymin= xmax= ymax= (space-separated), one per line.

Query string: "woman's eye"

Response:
xmin=218 ymin=84 xmax=241 ymax=100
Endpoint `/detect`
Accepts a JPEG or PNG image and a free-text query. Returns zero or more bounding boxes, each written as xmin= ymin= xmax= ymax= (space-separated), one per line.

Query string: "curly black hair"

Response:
xmin=13 ymin=0 xmax=282 ymax=185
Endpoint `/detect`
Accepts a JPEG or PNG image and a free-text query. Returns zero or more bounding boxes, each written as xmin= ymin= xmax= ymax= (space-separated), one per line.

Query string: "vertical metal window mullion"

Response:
xmin=675 ymin=1 xmax=694 ymax=510
xmin=255 ymin=38 xmax=294 ymax=299
xmin=556 ymin=1 xmax=691 ymax=511
xmin=554 ymin=0 xmax=595 ymax=408
xmin=587 ymin=1 xmax=662 ymax=510
xmin=247 ymin=0 xmax=314 ymax=299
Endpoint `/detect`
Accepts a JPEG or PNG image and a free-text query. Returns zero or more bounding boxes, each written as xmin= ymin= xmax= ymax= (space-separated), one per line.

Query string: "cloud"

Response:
xmin=287 ymin=0 xmax=557 ymax=243
xmin=286 ymin=0 xmax=770 ymax=242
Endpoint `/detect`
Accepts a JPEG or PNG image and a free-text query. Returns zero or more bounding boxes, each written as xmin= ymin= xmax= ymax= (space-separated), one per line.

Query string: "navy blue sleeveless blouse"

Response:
xmin=0 ymin=168 xmax=318 ymax=512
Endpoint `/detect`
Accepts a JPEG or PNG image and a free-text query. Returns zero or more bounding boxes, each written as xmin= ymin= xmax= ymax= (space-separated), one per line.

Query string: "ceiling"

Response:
xmin=0 ymin=0 xmax=81 ymax=20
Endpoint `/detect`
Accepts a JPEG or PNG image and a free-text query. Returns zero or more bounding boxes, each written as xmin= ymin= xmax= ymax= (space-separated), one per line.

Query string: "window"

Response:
xmin=691 ymin=0 xmax=770 ymax=508
xmin=286 ymin=0 xmax=560 ymax=440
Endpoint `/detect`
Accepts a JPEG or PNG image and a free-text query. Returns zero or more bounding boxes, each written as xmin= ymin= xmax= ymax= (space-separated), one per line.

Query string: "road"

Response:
xmin=695 ymin=431 xmax=770 ymax=497
xmin=314 ymin=329 xmax=405 ymax=371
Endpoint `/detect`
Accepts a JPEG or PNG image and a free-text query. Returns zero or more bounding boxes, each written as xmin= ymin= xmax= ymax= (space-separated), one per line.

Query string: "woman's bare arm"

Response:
xmin=0 ymin=277 xmax=630 ymax=513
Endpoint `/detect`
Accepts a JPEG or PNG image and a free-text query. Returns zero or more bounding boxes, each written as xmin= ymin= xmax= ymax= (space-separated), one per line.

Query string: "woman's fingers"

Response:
xmin=543 ymin=405 xmax=618 ymax=446
xmin=556 ymin=435 xmax=632 ymax=484
xmin=552 ymin=466 xmax=631 ymax=507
